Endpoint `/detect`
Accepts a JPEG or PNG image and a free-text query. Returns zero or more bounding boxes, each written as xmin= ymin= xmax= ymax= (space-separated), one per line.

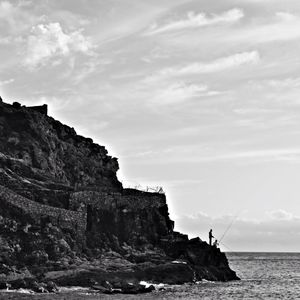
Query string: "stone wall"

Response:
xmin=69 ymin=189 xmax=167 ymax=211
xmin=69 ymin=189 xmax=174 ymax=246
xmin=122 ymin=188 xmax=167 ymax=209
xmin=0 ymin=185 xmax=86 ymax=236
xmin=28 ymin=104 xmax=48 ymax=115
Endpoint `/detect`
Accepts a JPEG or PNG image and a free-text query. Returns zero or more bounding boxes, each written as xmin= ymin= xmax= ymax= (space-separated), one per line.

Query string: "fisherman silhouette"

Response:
xmin=213 ymin=239 xmax=219 ymax=248
xmin=209 ymin=229 xmax=214 ymax=246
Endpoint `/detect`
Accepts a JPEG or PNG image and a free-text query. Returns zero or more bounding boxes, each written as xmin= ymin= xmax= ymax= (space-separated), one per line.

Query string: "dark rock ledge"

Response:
xmin=0 ymin=100 xmax=239 ymax=294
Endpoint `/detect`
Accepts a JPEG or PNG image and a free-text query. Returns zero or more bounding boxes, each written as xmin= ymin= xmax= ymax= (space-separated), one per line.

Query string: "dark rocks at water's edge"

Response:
xmin=0 ymin=100 xmax=239 ymax=294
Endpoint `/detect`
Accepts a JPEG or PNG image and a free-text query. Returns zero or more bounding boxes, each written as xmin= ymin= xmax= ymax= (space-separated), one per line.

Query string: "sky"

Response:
xmin=1 ymin=0 xmax=300 ymax=252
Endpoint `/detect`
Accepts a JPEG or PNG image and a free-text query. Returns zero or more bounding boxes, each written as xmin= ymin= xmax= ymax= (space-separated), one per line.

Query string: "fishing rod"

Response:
xmin=219 ymin=240 xmax=234 ymax=252
xmin=211 ymin=211 xmax=241 ymax=252
xmin=218 ymin=212 xmax=240 ymax=243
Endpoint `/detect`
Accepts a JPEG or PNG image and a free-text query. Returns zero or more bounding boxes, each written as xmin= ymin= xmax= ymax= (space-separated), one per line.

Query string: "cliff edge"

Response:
xmin=0 ymin=100 xmax=238 ymax=294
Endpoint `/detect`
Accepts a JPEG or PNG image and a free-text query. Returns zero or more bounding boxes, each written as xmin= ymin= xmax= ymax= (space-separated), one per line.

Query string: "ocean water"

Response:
xmin=1 ymin=252 xmax=300 ymax=299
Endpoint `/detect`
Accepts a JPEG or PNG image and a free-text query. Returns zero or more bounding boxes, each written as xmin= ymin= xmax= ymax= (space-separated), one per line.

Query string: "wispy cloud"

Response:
xmin=146 ymin=51 xmax=260 ymax=82
xmin=0 ymin=78 xmax=14 ymax=86
xmin=0 ymin=0 xmax=41 ymax=34
xmin=146 ymin=8 xmax=244 ymax=35
xmin=247 ymin=77 xmax=300 ymax=106
xmin=206 ymin=148 xmax=300 ymax=162
xmin=0 ymin=36 xmax=23 ymax=45
xmin=24 ymin=22 xmax=94 ymax=69
xmin=0 ymin=0 xmax=19 ymax=25
xmin=68 ymin=57 xmax=112 ymax=84
xmin=130 ymin=147 xmax=300 ymax=165
xmin=150 ymin=82 xmax=218 ymax=105
xmin=226 ymin=12 xmax=300 ymax=44
xmin=265 ymin=77 xmax=300 ymax=89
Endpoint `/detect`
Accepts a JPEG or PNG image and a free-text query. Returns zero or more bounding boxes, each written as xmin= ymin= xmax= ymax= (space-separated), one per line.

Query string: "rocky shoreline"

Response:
xmin=0 ymin=100 xmax=239 ymax=295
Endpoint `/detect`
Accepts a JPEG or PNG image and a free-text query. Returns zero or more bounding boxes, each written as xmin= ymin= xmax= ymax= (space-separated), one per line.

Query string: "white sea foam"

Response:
xmin=172 ymin=260 xmax=187 ymax=264
xmin=140 ymin=281 xmax=165 ymax=290
xmin=59 ymin=286 xmax=91 ymax=292
xmin=2 ymin=289 xmax=34 ymax=294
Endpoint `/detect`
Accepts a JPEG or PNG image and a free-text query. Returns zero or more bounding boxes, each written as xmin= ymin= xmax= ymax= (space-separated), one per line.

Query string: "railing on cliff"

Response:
xmin=123 ymin=184 xmax=165 ymax=194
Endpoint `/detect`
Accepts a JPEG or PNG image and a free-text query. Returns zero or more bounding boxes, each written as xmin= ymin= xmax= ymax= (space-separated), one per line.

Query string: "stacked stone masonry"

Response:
xmin=70 ymin=189 xmax=167 ymax=211
xmin=0 ymin=185 xmax=86 ymax=235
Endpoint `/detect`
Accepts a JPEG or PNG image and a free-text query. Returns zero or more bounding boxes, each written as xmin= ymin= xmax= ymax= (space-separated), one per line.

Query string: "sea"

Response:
xmin=1 ymin=252 xmax=300 ymax=300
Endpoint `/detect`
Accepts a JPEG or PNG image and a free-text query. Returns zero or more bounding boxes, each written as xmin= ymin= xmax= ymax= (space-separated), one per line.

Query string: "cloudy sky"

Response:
xmin=1 ymin=0 xmax=300 ymax=252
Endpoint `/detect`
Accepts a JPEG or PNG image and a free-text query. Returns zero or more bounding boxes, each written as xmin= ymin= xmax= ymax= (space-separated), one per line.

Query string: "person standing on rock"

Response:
xmin=209 ymin=229 xmax=214 ymax=246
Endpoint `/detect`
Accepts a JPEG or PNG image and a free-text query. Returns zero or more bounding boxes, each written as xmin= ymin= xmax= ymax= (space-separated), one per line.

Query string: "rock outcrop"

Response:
xmin=0 ymin=100 xmax=238 ymax=294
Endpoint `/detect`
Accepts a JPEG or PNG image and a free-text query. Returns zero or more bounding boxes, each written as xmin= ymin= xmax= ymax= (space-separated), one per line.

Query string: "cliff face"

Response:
xmin=0 ymin=102 xmax=120 ymax=191
xmin=0 ymin=100 xmax=238 ymax=293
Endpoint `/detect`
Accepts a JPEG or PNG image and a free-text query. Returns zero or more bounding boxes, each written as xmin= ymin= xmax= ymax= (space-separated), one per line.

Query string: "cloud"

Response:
xmin=146 ymin=8 xmax=244 ymax=35
xmin=0 ymin=36 xmax=16 ymax=44
xmin=246 ymin=77 xmax=300 ymax=104
xmin=267 ymin=209 xmax=293 ymax=221
xmin=131 ymin=146 xmax=300 ymax=165
xmin=0 ymin=78 xmax=14 ymax=86
xmin=226 ymin=11 xmax=300 ymax=44
xmin=175 ymin=210 xmax=300 ymax=251
xmin=204 ymin=148 xmax=300 ymax=162
xmin=265 ymin=77 xmax=300 ymax=89
xmin=146 ymin=51 xmax=260 ymax=82
xmin=0 ymin=1 xmax=14 ymax=19
xmin=275 ymin=12 xmax=297 ymax=22
xmin=150 ymin=82 xmax=213 ymax=105
xmin=24 ymin=22 xmax=94 ymax=68
xmin=0 ymin=0 xmax=40 ymax=34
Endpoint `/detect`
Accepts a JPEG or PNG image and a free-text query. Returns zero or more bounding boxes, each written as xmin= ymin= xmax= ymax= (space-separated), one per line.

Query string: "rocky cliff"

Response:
xmin=0 ymin=100 xmax=238 ymax=294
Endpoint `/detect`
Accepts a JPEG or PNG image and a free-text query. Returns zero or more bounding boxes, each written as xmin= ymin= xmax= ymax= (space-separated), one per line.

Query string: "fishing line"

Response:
xmin=219 ymin=212 xmax=240 ymax=243
xmin=213 ymin=211 xmax=242 ymax=252
xmin=219 ymin=240 xmax=234 ymax=252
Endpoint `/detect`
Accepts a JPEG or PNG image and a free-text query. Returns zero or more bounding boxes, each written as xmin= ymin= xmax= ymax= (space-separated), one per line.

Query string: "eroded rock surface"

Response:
xmin=0 ymin=101 xmax=238 ymax=294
